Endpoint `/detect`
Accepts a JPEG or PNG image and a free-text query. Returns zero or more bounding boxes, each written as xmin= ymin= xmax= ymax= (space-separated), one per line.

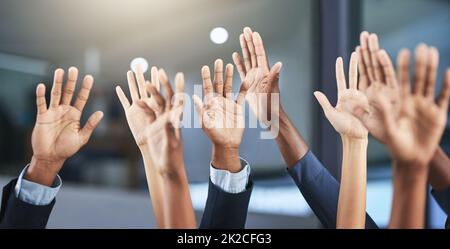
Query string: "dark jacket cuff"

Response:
xmin=0 ymin=179 xmax=55 ymax=229
xmin=199 ymin=178 xmax=253 ymax=229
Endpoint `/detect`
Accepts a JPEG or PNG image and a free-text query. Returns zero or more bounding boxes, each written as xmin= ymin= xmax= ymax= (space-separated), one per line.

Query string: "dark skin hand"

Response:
xmin=232 ymin=27 xmax=309 ymax=168
xmin=27 ymin=67 xmax=103 ymax=186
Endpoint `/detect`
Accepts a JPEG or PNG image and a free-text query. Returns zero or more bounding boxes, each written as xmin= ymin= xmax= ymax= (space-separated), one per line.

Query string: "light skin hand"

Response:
xmin=233 ymin=27 xmax=308 ymax=167
xmin=28 ymin=67 xmax=103 ymax=186
xmin=193 ymin=59 xmax=245 ymax=173
xmin=314 ymin=53 xmax=368 ymax=228
xmin=116 ymin=66 xmax=196 ymax=228
xmin=314 ymin=53 xmax=368 ymax=140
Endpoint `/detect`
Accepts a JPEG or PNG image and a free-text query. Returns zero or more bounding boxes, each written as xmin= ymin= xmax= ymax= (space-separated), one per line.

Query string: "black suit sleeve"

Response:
xmin=0 ymin=179 xmax=55 ymax=229
xmin=199 ymin=179 xmax=253 ymax=229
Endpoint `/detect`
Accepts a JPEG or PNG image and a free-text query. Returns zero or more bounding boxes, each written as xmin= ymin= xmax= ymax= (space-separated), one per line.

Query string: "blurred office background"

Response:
xmin=0 ymin=0 xmax=448 ymax=228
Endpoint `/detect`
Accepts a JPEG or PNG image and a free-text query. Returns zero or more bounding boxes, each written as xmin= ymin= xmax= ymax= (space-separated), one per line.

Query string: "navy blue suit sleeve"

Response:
xmin=199 ymin=179 xmax=253 ymax=229
xmin=287 ymin=150 xmax=378 ymax=229
xmin=0 ymin=179 xmax=55 ymax=229
xmin=431 ymin=186 xmax=450 ymax=228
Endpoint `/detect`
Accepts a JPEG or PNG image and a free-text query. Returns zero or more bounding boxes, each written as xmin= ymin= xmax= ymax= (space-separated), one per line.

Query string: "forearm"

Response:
xmin=337 ymin=136 xmax=368 ymax=229
xmin=274 ymin=108 xmax=309 ymax=168
xmin=140 ymin=145 xmax=166 ymax=228
xmin=428 ymin=147 xmax=450 ymax=191
xmin=389 ymin=161 xmax=428 ymax=228
xmin=160 ymin=167 xmax=197 ymax=228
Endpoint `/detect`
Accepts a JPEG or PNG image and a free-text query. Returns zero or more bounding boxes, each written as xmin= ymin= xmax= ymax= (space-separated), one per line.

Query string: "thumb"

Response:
xmin=267 ymin=62 xmax=282 ymax=85
xmin=80 ymin=111 xmax=104 ymax=145
xmin=314 ymin=91 xmax=333 ymax=114
xmin=192 ymin=95 xmax=204 ymax=115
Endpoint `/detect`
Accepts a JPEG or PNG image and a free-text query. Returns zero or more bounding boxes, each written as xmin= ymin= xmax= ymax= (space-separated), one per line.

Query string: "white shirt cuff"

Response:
xmin=210 ymin=158 xmax=251 ymax=194
xmin=14 ymin=164 xmax=62 ymax=206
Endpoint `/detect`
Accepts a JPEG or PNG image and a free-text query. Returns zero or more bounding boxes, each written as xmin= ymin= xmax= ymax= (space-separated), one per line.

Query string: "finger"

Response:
xmin=349 ymin=52 xmax=358 ymax=89
xmin=314 ymin=91 xmax=335 ymax=116
xmin=61 ymin=67 xmax=78 ymax=105
xmin=369 ymin=34 xmax=383 ymax=82
xmin=213 ymin=59 xmax=224 ymax=95
xmin=174 ymin=72 xmax=185 ymax=108
xmin=127 ymin=70 xmax=140 ymax=101
xmin=170 ymin=105 xmax=184 ymax=130
xmin=136 ymin=100 xmax=156 ymax=122
xmin=239 ymin=34 xmax=252 ymax=72
xmin=201 ymin=65 xmax=213 ymax=96
xmin=49 ymin=68 xmax=64 ymax=108
xmin=397 ymin=49 xmax=411 ymax=97
xmin=356 ymin=46 xmax=368 ymax=90
xmin=424 ymin=47 xmax=439 ymax=99
xmin=192 ymin=94 xmax=204 ymax=115
xmin=360 ymin=31 xmax=375 ymax=83
xmin=266 ymin=61 xmax=282 ymax=87
xmin=79 ymin=111 xmax=104 ymax=145
xmin=115 ymin=86 xmax=131 ymax=110
xmin=73 ymin=75 xmax=94 ymax=112
xmin=36 ymin=83 xmax=47 ymax=115
xmin=159 ymin=68 xmax=174 ymax=103
xmin=232 ymin=52 xmax=246 ymax=81
xmin=413 ymin=44 xmax=429 ymax=95
xmin=335 ymin=57 xmax=347 ymax=95
xmin=236 ymin=84 xmax=248 ymax=106
xmin=377 ymin=50 xmax=397 ymax=88
xmin=146 ymin=81 xmax=165 ymax=111
xmin=252 ymin=32 xmax=269 ymax=72
xmin=243 ymin=27 xmax=257 ymax=68
xmin=224 ymin=64 xmax=234 ymax=98
xmin=438 ymin=69 xmax=450 ymax=111
xmin=151 ymin=66 xmax=160 ymax=92
xmin=135 ymin=64 xmax=148 ymax=99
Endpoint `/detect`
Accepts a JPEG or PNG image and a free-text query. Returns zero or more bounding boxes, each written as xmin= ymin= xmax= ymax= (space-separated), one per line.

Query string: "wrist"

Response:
xmin=393 ymin=159 xmax=428 ymax=181
xmin=340 ymin=135 xmax=368 ymax=146
xmin=212 ymin=144 xmax=241 ymax=173
xmin=26 ymin=156 xmax=64 ymax=187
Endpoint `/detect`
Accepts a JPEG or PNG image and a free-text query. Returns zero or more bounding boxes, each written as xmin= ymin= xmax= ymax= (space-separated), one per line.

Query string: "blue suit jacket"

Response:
xmin=287 ymin=150 xmax=379 ymax=229
xmin=432 ymin=187 xmax=450 ymax=229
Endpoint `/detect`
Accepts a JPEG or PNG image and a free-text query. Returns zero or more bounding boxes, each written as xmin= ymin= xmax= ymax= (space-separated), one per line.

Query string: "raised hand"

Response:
xmin=341 ymin=32 xmax=401 ymax=143
xmin=116 ymin=66 xmax=185 ymax=171
xmin=193 ymin=59 xmax=245 ymax=172
xmin=314 ymin=53 xmax=368 ymax=139
xmin=29 ymin=67 xmax=103 ymax=186
xmin=314 ymin=53 xmax=368 ymax=228
xmin=116 ymin=66 xmax=195 ymax=228
xmin=232 ymin=27 xmax=282 ymax=125
xmin=355 ymin=43 xmax=449 ymax=167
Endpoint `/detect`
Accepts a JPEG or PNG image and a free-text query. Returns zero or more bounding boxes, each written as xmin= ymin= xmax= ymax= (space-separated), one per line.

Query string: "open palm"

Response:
xmin=193 ymin=60 xmax=246 ymax=148
xmin=116 ymin=66 xmax=185 ymax=170
xmin=232 ymin=27 xmax=282 ymax=124
xmin=32 ymin=67 xmax=103 ymax=165
xmin=314 ymin=54 xmax=368 ymax=139
xmin=347 ymin=33 xmax=450 ymax=165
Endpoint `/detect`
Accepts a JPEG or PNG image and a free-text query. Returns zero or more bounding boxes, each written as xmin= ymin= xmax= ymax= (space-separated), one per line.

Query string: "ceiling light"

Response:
xmin=210 ymin=27 xmax=228 ymax=44
xmin=130 ymin=57 xmax=148 ymax=73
